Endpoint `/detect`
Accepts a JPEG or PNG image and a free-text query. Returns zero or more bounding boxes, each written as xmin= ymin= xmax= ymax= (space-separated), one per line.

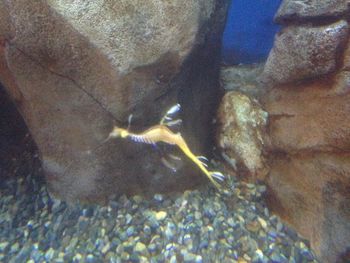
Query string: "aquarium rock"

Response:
xmin=275 ymin=0 xmax=350 ymax=24
xmin=220 ymin=64 xmax=264 ymax=97
xmin=0 ymin=0 xmax=229 ymax=201
xmin=261 ymin=20 xmax=349 ymax=85
xmin=261 ymin=75 xmax=350 ymax=263
xmin=0 ymin=171 xmax=318 ymax=262
xmin=256 ymin=3 xmax=350 ymax=261
xmin=216 ymin=91 xmax=269 ymax=181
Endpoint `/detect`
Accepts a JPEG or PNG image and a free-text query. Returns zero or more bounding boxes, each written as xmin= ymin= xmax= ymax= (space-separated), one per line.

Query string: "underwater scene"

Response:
xmin=0 ymin=0 xmax=349 ymax=263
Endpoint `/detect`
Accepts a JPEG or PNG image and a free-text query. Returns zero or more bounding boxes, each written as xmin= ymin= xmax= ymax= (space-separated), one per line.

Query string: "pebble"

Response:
xmin=101 ymin=243 xmax=110 ymax=254
xmin=155 ymin=211 xmax=167 ymax=221
xmin=246 ymin=220 xmax=260 ymax=232
xmin=257 ymin=217 xmax=268 ymax=229
xmin=10 ymin=242 xmax=19 ymax=253
xmin=0 ymin=242 xmax=9 ymax=251
xmin=0 ymin=170 xmax=318 ymax=263
xmin=126 ymin=226 xmax=135 ymax=237
xmin=153 ymin=194 xmax=164 ymax=202
xmin=181 ymin=249 xmax=202 ymax=263
xmin=276 ymin=221 xmax=284 ymax=232
xmin=73 ymin=253 xmax=82 ymax=261
xmin=269 ymin=250 xmax=288 ymax=262
xmin=125 ymin=213 xmax=133 ymax=224
xmin=134 ymin=242 xmax=147 ymax=254
xmin=86 ymin=254 xmax=95 ymax=262
xmin=165 ymin=222 xmax=177 ymax=240
xmin=44 ymin=247 xmax=55 ymax=261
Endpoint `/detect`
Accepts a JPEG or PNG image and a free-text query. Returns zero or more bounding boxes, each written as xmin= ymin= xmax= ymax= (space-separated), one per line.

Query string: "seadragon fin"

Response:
xmin=160 ymin=103 xmax=181 ymax=127
xmin=107 ymin=103 xmax=226 ymax=189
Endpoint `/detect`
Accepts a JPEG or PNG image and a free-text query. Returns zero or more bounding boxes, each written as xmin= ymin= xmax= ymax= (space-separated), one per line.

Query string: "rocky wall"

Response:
xmin=0 ymin=0 xmax=229 ymax=203
xmin=260 ymin=1 xmax=350 ymax=262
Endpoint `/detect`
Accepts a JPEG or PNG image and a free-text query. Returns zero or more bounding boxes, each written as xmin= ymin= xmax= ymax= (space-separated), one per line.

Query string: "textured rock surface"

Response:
xmin=220 ymin=64 xmax=264 ymax=97
xmin=259 ymin=3 xmax=350 ymax=260
xmin=260 ymin=20 xmax=349 ymax=85
xmin=0 ymin=1 xmax=11 ymax=38
xmin=0 ymin=0 xmax=229 ymax=202
xmin=342 ymin=39 xmax=350 ymax=70
xmin=46 ymin=0 xmax=214 ymax=75
xmin=275 ymin=0 xmax=350 ymax=23
xmin=216 ymin=91 xmax=268 ymax=180
xmin=267 ymin=153 xmax=350 ymax=263
xmin=263 ymin=80 xmax=350 ymax=152
xmin=218 ymin=62 xmax=350 ymax=262
xmin=262 ymin=76 xmax=350 ymax=262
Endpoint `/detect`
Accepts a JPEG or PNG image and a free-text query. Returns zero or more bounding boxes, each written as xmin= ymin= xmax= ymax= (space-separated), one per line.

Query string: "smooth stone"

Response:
xmin=101 ymin=242 xmax=111 ymax=254
xmin=269 ymin=250 xmax=288 ymax=263
xmin=73 ymin=253 xmax=82 ymax=261
xmin=143 ymin=225 xmax=151 ymax=236
xmin=126 ymin=226 xmax=135 ymax=237
xmin=120 ymin=251 xmax=130 ymax=260
xmin=257 ymin=217 xmax=268 ymax=229
xmin=66 ymin=237 xmax=78 ymax=252
xmin=132 ymin=195 xmax=143 ymax=204
xmin=155 ymin=211 xmax=167 ymax=221
xmin=134 ymin=242 xmax=147 ymax=254
xmin=10 ymin=242 xmax=19 ymax=253
xmin=13 ymin=243 xmax=32 ymax=262
xmin=0 ymin=242 xmax=9 ymax=251
xmin=147 ymin=243 xmax=157 ymax=253
xmin=44 ymin=247 xmax=55 ymax=261
xmin=119 ymin=231 xmax=128 ymax=241
xmin=276 ymin=221 xmax=284 ymax=232
xmin=227 ymin=217 xmax=236 ymax=227
xmin=153 ymin=194 xmax=164 ymax=202
xmin=199 ymin=239 xmax=209 ymax=250
xmin=86 ymin=254 xmax=96 ymax=263
xmin=194 ymin=211 xmax=202 ymax=220
xmin=165 ymin=222 xmax=177 ymax=240
xmin=125 ymin=214 xmax=133 ymax=224
xmin=181 ymin=249 xmax=201 ymax=263
xmin=246 ymin=220 xmax=261 ymax=232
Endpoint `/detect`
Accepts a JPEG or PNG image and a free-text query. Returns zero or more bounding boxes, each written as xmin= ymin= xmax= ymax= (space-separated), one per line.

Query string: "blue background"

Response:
xmin=222 ymin=0 xmax=282 ymax=65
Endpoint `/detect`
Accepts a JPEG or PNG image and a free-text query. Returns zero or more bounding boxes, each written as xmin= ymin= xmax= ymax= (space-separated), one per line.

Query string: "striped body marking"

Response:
xmin=130 ymin=134 xmax=154 ymax=144
xmin=108 ymin=125 xmax=225 ymax=189
xmin=107 ymin=104 xmax=225 ymax=189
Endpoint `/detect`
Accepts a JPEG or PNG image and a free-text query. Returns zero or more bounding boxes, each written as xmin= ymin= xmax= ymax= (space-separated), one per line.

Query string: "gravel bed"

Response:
xmin=0 ymin=170 xmax=319 ymax=263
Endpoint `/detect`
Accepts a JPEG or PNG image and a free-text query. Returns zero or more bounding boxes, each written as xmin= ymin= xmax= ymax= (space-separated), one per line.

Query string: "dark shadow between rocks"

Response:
xmin=0 ymin=82 xmax=42 ymax=180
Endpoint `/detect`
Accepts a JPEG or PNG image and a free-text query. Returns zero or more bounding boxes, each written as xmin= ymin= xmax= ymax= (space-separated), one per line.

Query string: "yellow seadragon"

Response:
xmin=107 ymin=104 xmax=225 ymax=189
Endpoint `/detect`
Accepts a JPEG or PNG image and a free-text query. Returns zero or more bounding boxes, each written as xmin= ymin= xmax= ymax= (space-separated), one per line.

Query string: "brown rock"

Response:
xmin=333 ymin=71 xmax=350 ymax=95
xmin=0 ymin=0 xmax=229 ymax=202
xmin=262 ymin=79 xmax=350 ymax=152
xmin=260 ymin=20 xmax=349 ymax=85
xmin=342 ymin=39 xmax=350 ymax=70
xmin=262 ymin=72 xmax=350 ymax=262
xmin=0 ymin=2 xmax=11 ymax=39
xmin=259 ymin=3 xmax=350 ymax=261
xmin=220 ymin=64 xmax=265 ymax=97
xmin=216 ymin=91 xmax=269 ymax=180
xmin=275 ymin=0 xmax=350 ymax=24
xmin=267 ymin=153 xmax=350 ymax=263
